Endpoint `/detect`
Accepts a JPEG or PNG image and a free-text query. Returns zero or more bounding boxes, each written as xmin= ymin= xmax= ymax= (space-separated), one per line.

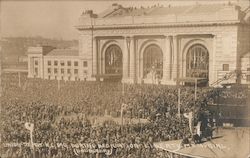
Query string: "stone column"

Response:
xmin=40 ymin=56 xmax=44 ymax=79
xmin=129 ymin=36 xmax=135 ymax=83
xmin=28 ymin=56 xmax=33 ymax=78
xmin=122 ymin=37 xmax=129 ymax=82
xmin=100 ymin=41 xmax=104 ymax=75
xmin=92 ymin=37 xmax=97 ymax=76
xmin=172 ymin=35 xmax=178 ymax=82
xmin=136 ymin=39 xmax=140 ymax=83
xmin=162 ymin=36 xmax=171 ymax=84
xmin=210 ymin=35 xmax=217 ymax=86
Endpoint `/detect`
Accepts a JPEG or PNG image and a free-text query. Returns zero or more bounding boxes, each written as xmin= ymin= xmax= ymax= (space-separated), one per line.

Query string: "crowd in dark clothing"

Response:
xmin=1 ymin=73 xmax=245 ymax=158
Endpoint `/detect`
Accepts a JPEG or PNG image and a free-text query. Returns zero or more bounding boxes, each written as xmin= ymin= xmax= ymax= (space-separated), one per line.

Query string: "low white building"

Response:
xmin=27 ymin=46 xmax=89 ymax=81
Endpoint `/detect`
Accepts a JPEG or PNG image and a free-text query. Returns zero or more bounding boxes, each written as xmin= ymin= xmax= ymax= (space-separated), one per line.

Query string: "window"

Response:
xmin=74 ymin=69 xmax=78 ymax=74
xmin=48 ymin=61 xmax=51 ymax=66
xmin=223 ymin=64 xmax=229 ymax=71
xmin=67 ymin=69 xmax=71 ymax=74
xmin=34 ymin=68 xmax=38 ymax=74
xmin=61 ymin=69 xmax=64 ymax=74
xmin=67 ymin=61 xmax=71 ymax=66
xmin=105 ymin=45 xmax=123 ymax=74
xmin=54 ymin=61 xmax=58 ymax=66
xmin=143 ymin=44 xmax=163 ymax=79
xmin=83 ymin=61 xmax=88 ymax=67
xmin=60 ymin=61 xmax=65 ymax=66
xmin=74 ymin=61 xmax=78 ymax=66
xmin=247 ymin=75 xmax=250 ymax=82
xmin=186 ymin=44 xmax=209 ymax=79
xmin=34 ymin=60 xmax=38 ymax=65
xmin=54 ymin=68 xmax=58 ymax=74
xmin=48 ymin=68 xmax=51 ymax=74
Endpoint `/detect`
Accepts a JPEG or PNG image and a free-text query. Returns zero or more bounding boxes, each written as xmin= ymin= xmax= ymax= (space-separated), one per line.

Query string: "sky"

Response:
xmin=1 ymin=0 xmax=249 ymax=40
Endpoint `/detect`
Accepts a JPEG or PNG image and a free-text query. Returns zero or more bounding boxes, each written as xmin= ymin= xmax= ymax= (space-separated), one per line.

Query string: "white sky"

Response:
xmin=1 ymin=0 xmax=248 ymax=40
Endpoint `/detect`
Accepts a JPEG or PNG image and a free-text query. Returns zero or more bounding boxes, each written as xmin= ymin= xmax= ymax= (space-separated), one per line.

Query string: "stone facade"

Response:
xmin=28 ymin=3 xmax=250 ymax=86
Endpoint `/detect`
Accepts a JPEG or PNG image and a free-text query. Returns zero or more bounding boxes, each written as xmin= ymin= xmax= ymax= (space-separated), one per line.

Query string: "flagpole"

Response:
xmin=25 ymin=122 xmax=35 ymax=158
xmin=0 ymin=45 xmax=2 ymax=98
xmin=177 ymin=80 xmax=181 ymax=118
xmin=121 ymin=106 xmax=123 ymax=128
xmin=30 ymin=129 xmax=36 ymax=158
xmin=0 ymin=46 xmax=3 ymax=98
xmin=178 ymin=87 xmax=181 ymax=118
xmin=18 ymin=72 xmax=21 ymax=87
xmin=0 ymin=43 xmax=2 ymax=149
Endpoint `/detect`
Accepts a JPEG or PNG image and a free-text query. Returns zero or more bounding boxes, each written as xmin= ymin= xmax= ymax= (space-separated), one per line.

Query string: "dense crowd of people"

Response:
xmin=0 ymin=73 xmax=248 ymax=158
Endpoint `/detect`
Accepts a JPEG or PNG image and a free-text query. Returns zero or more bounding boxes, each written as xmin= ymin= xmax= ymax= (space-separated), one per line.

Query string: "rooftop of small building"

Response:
xmin=27 ymin=46 xmax=79 ymax=57
xmin=46 ymin=48 xmax=78 ymax=56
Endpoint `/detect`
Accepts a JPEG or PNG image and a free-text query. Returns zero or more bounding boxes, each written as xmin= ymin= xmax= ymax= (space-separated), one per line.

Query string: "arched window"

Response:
xmin=105 ymin=45 xmax=123 ymax=74
xmin=143 ymin=44 xmax=163 ymax=79
xmin=186 ymin=44 xmax=209 ymax=79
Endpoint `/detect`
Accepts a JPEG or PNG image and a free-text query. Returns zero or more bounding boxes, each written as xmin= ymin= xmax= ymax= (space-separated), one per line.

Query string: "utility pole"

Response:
xmin=0 ymin=45 xmax=2 ymax=98
xmin=0 ymin=44 xmax=2 ymax=151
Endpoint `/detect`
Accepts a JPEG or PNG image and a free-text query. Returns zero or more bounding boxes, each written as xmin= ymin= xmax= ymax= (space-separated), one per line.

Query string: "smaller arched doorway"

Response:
xmin=143 ymin=44 xmax=163 ymax=81
xmin=104 ymin=44 xmax=123 ymax=81
xmin=186 ymin=44 xmax=209 ymax=80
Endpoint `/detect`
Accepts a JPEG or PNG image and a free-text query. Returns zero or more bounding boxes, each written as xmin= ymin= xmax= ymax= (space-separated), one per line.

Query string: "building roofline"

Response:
xmin=76 ymin=20 xmax=243 ymax=31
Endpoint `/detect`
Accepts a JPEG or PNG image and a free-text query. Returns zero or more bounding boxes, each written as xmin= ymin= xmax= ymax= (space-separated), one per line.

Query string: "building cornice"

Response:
xmin=76 ymin=20 xmax=242 ymax=31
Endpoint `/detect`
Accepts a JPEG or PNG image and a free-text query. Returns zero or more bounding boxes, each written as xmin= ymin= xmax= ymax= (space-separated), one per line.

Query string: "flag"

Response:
xmin=196 ymin=121 xmax=201 ymax=136
xmin=25 ymin=122 xmax=34 ymax=132
xmin=183 ymin=112 xmax=193 ymax=134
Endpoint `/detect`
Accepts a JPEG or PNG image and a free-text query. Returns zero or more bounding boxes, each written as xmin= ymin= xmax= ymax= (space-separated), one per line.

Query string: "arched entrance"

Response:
xmin=104 ymin=45 xmax=123 ymax=80
xmin=186 ymin=44 xmax=209 ymax=80
xmin=143 ymin=44 xmax=163 ymax=80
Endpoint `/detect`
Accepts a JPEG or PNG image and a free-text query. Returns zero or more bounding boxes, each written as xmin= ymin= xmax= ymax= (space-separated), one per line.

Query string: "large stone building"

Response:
xmin=28 ymin=3 xmax=250 ymax=86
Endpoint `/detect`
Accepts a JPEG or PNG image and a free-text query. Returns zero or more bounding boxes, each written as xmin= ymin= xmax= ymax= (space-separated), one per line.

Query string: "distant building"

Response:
xmin=28 ymin=3 xmax=250 ymax=85
xmin=27 ymin=46 xmax=88 ymax=81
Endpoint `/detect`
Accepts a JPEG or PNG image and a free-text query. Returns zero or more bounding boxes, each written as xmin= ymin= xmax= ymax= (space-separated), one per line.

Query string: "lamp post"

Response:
xmin=0 ymin=46 xmax=2 ymax=98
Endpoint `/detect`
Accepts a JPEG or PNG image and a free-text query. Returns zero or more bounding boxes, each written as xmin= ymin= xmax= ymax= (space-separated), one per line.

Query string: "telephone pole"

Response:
xmin=0 ymin=45 xmax=2 ymax=98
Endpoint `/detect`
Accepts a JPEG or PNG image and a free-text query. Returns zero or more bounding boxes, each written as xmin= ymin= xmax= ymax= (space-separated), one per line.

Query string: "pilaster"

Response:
xmin=93 ymin=37 xmax=97 ymax=76
xmin=162 ymin=35 xmax=171 ymax=84
xmin=172 ymin=35 xmax=178 ymax=83
xmin=122 ymin=37 xmax=129 ymax=83
xmin=129 ymin=36 xmax=136 ymax=83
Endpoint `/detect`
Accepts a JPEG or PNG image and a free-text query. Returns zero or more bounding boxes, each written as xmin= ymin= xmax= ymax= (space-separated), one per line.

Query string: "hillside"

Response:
xmin=1 ymin=36 xmax=78 ymax=65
